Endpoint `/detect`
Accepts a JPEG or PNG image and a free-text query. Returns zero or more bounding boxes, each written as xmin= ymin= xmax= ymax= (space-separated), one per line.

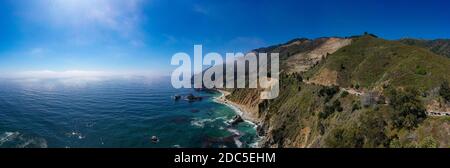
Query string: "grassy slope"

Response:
xmin=309 ymin=35 xmax=450 ymax=91
xmin=399 ymin=39 xmax=450 ymax=58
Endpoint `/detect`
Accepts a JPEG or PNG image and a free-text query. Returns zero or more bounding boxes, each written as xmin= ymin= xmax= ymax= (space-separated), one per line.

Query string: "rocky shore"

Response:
xmin=213 ymin=90 xmax=260 ymax=123
xmin=213 ymin=89 xmax=263 ymax=147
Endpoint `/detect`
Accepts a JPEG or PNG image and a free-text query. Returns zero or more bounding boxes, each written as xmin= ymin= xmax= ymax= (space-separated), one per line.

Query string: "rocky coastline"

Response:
xmin=212 ymin=89 xmax=263 ymax=147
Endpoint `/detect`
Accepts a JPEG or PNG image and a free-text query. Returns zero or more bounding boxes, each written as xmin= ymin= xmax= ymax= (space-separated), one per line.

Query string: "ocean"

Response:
xmin=0 ymin=77 xmax=258 ymax=148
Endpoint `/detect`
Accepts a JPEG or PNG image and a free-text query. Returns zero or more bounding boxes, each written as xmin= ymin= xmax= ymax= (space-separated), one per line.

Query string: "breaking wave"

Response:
xmin=0 ymin=131 xmax=48 ymax=148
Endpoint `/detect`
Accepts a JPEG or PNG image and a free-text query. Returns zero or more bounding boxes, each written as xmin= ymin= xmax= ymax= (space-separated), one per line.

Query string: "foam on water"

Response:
xmin=0 ymin=131 xmax=47 ymax=148
xmin=227 ymin=128 xmax=243 ymax=148
xmin=0 ymin=78 xmax=258 ymax=148
xmin=190 ymin=117 xmax=227 ymax=128
xmin=0 ymin=132 xmax=20 ymax=145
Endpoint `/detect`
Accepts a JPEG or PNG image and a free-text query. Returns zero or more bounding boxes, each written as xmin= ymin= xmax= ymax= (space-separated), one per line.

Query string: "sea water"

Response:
xmin=0 ymin=77 xmax=257 ymax=148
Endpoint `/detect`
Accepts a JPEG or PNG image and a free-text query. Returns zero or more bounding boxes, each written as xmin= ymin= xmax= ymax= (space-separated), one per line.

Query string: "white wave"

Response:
xmin=0 ymin=131 xmax=48 ymax=148
xmin=190 ymin=117 xmax=226 ymax=128
xmin=227 ymin=128 xmax=241 ymax=136
xmin=249 ymin=137 xmax=262 ymax=148
xmin=234 ymin=137 xmax=243 ymax=148
xmin=17 ymin=137 xmax=48 ymax=148
xmin=213 ymin=93 xmax=258 ymax=128
xmin=226 ymin=128 xmax=243 ymax=148
xmin=0 ymin=132 xmax=20 ymax=146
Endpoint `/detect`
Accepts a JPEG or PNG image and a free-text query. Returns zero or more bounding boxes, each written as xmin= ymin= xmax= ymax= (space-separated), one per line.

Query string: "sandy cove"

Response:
xmin=212 ymin=89 xmax=263 ymax=148
xmin=213 ymin=89 xmax=261 ymax=125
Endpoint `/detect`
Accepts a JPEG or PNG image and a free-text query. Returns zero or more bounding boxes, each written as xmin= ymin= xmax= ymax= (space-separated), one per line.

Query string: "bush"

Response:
xmin=325 ymin=127 xmax=364 ymax=148
xmin=352 ymin=102 xmax=362 ymax=112
xmin=439 ymin=81 xmax=450 ymax=102
xmin=291 ymin=72 xmax=303 ymax=82
xmin=415 ymin=65 xmax=427 ymax=75
xmin=319 ymin=100 xmax=343 ymax=119
xmin=387 ymin=88 xmax=426 ymax=129
xmin=325 ymin=110 xmax=388 ymax=148
xmin=389 ymin=138 xmax=402 ymax=148
xmin=319 ymin=85 xmax=340 ymax=102
xmin=319 ymin=105 xmax=335 ymax=119
xmin=341 ymin=91 xmax=349 ymax=98
xmin=358 ymin=110 xmax=389 ymax=147
xmin=418 ymin=136 xmax=439 ymax=148
xmin=333 ymin=100 xmax=343 ymax=112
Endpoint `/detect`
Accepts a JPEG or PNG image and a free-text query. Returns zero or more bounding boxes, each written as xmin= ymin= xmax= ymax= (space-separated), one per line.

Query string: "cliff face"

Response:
xmin=226 ymin=88 xmax=262 ymax=123
xmin=225 ymin=35 xmax=450 ymax=148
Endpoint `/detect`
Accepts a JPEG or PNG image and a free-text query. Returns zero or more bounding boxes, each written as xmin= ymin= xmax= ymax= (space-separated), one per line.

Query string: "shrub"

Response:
xmin=319 ymin=105 xmax=335 ymax=119
xmin=333 ymin=100 xmax=343 ymax=112
xmin=418 ymin=136 xmax=439 ymax=148
xmin=387 ymin=88 xmax=426 ymax=129
xmin=319 ymin=100 xmax=344 ymax=119
xmin=358 ymin=110 xmax=389 ymax=147
xmin=439 ymin=81 xmax=450 ymax=102
xmin=341 ymin=91 xmax=349 ymax=98
xmin=415 ymin=65 xmax=427 ymax=75
xmin=319 ymin=85 xmax=339 ymax=102
xmin=325 ymin=110 xmax=388 ymax=148
xmin=389 ymin=138 xmax=402 ymax=148
xmin=352 ymin=102 xmax=362 ymax=112
xmin=324 ymin=126 xmax=364 ymax=148
xmin=354 ymin=84 xmax=360 ymax=89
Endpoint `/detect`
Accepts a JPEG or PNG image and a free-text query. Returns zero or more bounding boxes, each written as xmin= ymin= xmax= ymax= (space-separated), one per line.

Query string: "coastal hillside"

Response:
xmin=399 ymin=38 xmax=450 ymax=58
xmin=252 ymin=37 xmax=352 ymax=73
xmin=222 ymin=34 xmax=450 ymax=148
xmin=306 ymin=35 xmax=450 ymax=90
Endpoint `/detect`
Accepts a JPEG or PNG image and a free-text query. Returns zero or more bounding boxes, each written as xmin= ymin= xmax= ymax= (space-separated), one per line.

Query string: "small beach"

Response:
xmin=212 ymin=89 xmax=262 ymax=147
xmin=213 ymin=89 xmax=259 ymax=123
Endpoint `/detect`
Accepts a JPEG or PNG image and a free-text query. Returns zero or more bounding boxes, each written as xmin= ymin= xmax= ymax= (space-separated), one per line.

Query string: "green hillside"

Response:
xmin=399 ymin=38 xmax=450 ymax=58
xmin=308 ymin=35 xmax=450 ymax=91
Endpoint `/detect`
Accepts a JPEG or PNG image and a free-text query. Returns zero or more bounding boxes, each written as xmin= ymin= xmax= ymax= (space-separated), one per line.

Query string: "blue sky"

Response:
xmin=0 ymin=0 xmax=449 ymax=77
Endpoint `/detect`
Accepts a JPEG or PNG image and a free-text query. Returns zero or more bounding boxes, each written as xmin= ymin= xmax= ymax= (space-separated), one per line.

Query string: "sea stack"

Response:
xmin=151 ymin=136 xmax=159 ymax=143
xmin=173 ymin=95 xmax=181 ymax=101
xmin=229 ymin=115 xmax=244 ymax=126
